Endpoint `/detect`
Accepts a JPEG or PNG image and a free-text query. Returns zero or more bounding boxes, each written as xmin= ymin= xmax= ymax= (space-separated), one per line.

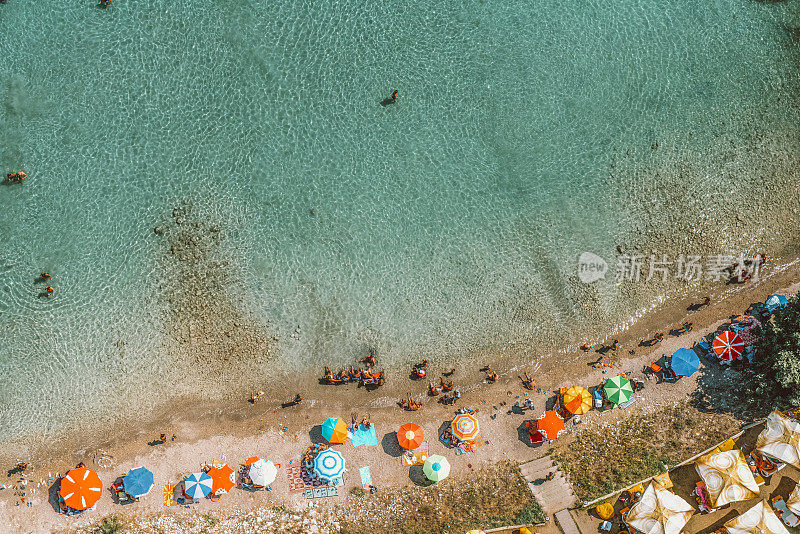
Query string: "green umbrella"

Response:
xmin=422 ymin=454 xmax=450 ymax=482
xmin=603 ymin=375 xmax=634 ymax=405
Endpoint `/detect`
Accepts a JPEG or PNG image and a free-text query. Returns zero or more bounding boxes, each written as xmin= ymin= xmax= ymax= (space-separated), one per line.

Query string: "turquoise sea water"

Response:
xmin=0 ymin=1 xmax=798 ymax=441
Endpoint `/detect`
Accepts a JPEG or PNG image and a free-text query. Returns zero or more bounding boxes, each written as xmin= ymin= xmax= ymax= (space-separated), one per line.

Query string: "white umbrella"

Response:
xmin=249 ymin=459 xmax=277 ymax=486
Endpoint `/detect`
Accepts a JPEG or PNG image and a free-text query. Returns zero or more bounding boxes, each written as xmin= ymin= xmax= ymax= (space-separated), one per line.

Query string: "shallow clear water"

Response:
xmin=0 ymin=0 xmax=798 ymax=440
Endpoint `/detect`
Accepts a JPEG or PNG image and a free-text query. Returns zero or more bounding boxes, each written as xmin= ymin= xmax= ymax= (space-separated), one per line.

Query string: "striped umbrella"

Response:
xmin=451 ymin=413 xmax=479 ymax=442
xmin=604 ymin=375 xmax=634 ymax=405
xmin=184 ymin=472 xmax=213 ymax=499
xmin=321 ymin=417 xmax=348 ymax=444
xmin=122 ymin=466 xmax=154 ymax=498
xmin=60 ymin=467 xmax=103 ymax=510
xmin=670 ymin=348 xmax=700 ymax=377
xmin=207 ymin=464 xmax=235 ymax=495
xmin=423 ymin=454 xmax=450 ymax=482
xmin=398 ymin=423 xmax=424 ymax=450
xmin=314 ymin=450 xmax=345 ymax=482
xmin=536 ymin=411 xmax=565 ymax=441
xmin=248 ymin=458 xmax=277 ymax=487
xmin=713 ymin=331 xmax=744 ymax=363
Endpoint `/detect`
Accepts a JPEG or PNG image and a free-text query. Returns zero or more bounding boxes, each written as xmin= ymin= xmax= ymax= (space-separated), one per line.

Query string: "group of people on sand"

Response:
xmin=322 ymin=365 xmax=386 ymax=388
xmin=5 ymin=171 xmax=26 ymax=184
xmin=349 ymin=413 xmax=371 ymax=431
xmin=398 ymin=392 xmax=422 ymax=411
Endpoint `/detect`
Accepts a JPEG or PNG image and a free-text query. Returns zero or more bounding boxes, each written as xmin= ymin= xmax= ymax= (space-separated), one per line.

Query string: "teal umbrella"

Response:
xmin=603 ymin=375 xmax=634 ymax=405
xmin=423 ymin=454 xmax=450 ymax=482
xmin=765 ymin=294 xmax=788 ymax=313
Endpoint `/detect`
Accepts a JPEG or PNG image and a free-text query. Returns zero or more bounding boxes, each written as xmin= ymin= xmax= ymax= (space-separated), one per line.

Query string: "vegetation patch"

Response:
xmin=553 ymin=403 xmax=739 ymax=501
xmin=337 ymin=461 xmax=542 ymax=534
xmin=98 ymin=515 xmax=123 ymax=534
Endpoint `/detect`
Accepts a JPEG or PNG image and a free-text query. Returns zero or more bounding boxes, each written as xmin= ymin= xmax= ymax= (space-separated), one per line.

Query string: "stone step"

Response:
xmin=555 ymin=509 xmax=581 ymax=534
xmin=534 ymin=487 xmax=574 ymax=503
xmin=519 ymin=456 xmax=555 ymax=477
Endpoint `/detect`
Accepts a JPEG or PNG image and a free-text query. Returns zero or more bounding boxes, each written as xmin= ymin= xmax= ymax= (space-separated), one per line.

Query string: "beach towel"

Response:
xmin=402 ymin=441 xmax=429 ymax=466
xmin=163 ymin=484 xmax=176 ymax=506
xmin=288 ymin=465 xmax=343 ymax=494
xmin=350 ymin=424 xmax=378 ymax=447
xmin=359 ymin=466 xmax=373 ymax=489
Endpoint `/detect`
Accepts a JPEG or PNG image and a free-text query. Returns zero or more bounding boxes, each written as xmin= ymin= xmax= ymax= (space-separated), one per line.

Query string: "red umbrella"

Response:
xmin=536 ymin=411 xmax=565 ymax=441
xmin=713 ymin=330 xmax=744 ymax=363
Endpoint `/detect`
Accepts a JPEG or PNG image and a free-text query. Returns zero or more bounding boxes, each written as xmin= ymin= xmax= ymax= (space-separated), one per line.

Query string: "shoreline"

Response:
xmin=4 ymin=255 xmax=800 ymax=475
xmin=1 ymin=256 xmax=799 ymax=533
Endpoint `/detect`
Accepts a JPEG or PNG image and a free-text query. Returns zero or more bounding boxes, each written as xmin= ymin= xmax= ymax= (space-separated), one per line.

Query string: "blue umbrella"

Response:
xmin=765 ymin=294 xmax=789 ymax=313
xmin=184 ymin=472 xmax=213 ymax=499
xmin=314 ymin=450 xmax=345 ymax=482
xmin=122 ymin=466 xmax=154 ymax=498
xmin=670 ymin=348 xmax=700 ymax=377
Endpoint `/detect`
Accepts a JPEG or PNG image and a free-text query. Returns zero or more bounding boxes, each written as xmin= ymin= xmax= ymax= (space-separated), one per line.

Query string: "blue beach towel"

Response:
xmin=359 ymin=466 xmax=373 ymax=488
xmin=350 ymin=424 xmax=378 ymax=447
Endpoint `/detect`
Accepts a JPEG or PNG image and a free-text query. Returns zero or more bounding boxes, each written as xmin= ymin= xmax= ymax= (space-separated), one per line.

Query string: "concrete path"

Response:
xmin=519 ymin=455 xmax=579 ymax=515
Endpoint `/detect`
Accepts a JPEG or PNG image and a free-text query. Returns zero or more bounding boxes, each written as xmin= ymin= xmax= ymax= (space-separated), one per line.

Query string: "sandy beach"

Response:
xmin=1 ymin=256 xmax=799 ymax=533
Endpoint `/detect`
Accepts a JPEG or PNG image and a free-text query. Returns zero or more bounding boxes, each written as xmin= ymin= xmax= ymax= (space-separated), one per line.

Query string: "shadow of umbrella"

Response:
xmin=47 ymin=479 xmax=61 ymax=513
xmin=381 ymin=432 xmax=403 ymax=458
xmin=309 ymin=425 xmax=326 ymax=444
xmin=517 ymin=421 xmax=542 ymax=448
xmin=409 ymin=464 xmax=435 ymax=487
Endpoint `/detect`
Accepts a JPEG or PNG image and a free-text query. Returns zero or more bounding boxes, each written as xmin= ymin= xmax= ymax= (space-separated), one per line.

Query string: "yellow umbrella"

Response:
xmin=563 ymin=386 xmax=592 ymax=415
xmin=695 ymin=449 xmax=759 ymax=508
xmin=626 ymin=483 xmax=694 ymax=534
xmin=724 ymin=500 xmax=790 ymax=534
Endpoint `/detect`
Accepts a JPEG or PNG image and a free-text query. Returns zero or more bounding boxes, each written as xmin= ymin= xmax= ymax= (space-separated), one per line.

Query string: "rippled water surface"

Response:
xmin=0 ymin=0 xmax=798 ymax=440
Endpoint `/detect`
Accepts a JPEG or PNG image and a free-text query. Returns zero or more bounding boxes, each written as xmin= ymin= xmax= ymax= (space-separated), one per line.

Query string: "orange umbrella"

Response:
xmin=245 ymin=456 xmax=259 ymax=465
xmin=207 ymin=464 xmax=235 ymax=495
xmin=60 ymin=467 xmax=103 ymax=510
xmin=563 ymin=386 xmax=592 ymax=415
xmin=536 ymin=411 xmax=565 ymax=441
xmin=398 ymin=423 xmax=424 ymax=450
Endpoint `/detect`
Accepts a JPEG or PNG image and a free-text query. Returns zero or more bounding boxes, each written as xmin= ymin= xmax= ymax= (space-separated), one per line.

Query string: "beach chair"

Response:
xmin=772 ymin=496 xmax=800 ymax=528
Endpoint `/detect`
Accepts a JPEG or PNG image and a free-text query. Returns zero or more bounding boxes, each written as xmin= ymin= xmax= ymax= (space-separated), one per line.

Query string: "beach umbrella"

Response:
xmin=397 ymin=422 xmax=424 ymax=450
xmin=451 ymin=413 xmax=479 ymax=442
xmin=122 ymin=466 xmax=154 ymax=498
xmin=626 ymin=483 xmax=694 ymax=534
xmin=670 ymin=348 xmax=700 ymax=377
xmin=184 ymin=472 xmax=213 ymax=499
xmin=788 ymin=482 xmax=800 ymax=516
xmin=765 ymin=294 xmax=789 ymax=313
xmin=207 ymin=464 xmax=235 ymax=495
xmin=314 ymin=449 xmax=345 ymax=482
xmin=756 ymin=410 xmax=800 ymax=470
xmin=60 ymin=467 xmax=103 ymax=511
xmin=695 ymin=449 xmax=759 ymax=508
xmin=563 ymin=386 xmax=592 ymax=415
xmin=423 ymin=454 xmax=450 ymax=482
xmin=604 ymin=375 xmax=634 ymax=405
xmin=321 ymin=417 xmax=347 ymax=444
xmin=248 ymin=458 xmax=277 ymax=487
xmin=724 ymin=500 xmax=790 ymax=534
xmin=536 ymin=410 xmax=565 ymax=441
xmin=713 ymin=331 xmax=744 ymax=363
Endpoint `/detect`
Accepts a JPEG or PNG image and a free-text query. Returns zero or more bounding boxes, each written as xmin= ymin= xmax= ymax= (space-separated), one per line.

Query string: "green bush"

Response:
xmin=515 ymin=500 xmax=546 ymax=525
xmin=98 ymin=515 xmax=123 ymax=534
xmin=746 ymin=296 xmax=800 ymax=408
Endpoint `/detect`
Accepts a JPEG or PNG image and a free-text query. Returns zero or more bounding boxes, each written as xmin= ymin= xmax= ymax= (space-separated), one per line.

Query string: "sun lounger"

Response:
xmin=619 ymin=396 xmax=637 ymax=409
